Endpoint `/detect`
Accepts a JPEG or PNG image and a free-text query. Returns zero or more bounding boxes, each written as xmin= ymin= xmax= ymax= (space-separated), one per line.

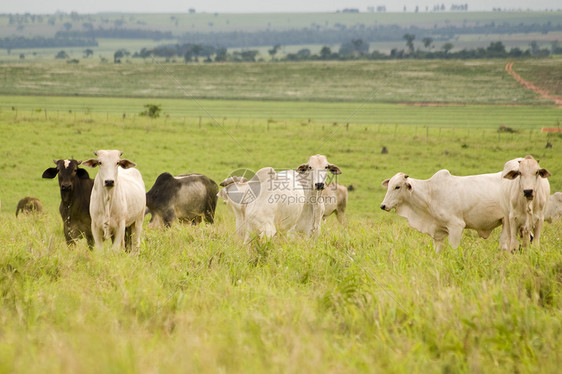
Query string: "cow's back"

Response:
xmin=174 ymin=174 xmax=218 ymax=220
xmin=545 ymin=192 xmax=562 ymax=223
xmin=428 ymin=171 xmax=503 ymax=230
xmin=118 ymin=167 xmax=146 ymax=223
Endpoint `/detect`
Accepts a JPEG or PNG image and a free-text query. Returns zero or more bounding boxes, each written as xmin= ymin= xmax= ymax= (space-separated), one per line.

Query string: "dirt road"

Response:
xmin=505 ymin=62 xmax=562 ymax=105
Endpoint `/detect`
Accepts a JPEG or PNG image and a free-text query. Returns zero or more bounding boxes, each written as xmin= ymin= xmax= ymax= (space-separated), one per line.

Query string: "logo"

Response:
xmin=222 ymin=168 xmax=262 ymax=205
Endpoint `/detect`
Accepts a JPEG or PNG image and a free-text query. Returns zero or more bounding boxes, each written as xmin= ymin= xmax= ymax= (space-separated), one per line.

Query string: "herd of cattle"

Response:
xmin=4 ymin=150 xmax=561 ymax=253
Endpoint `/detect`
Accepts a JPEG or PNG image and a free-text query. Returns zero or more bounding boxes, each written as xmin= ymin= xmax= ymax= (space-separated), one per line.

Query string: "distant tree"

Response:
xmin=55 ymin=50 xmax=68 ymax=59
xmin=268 ymin=44 xmax=281 ymax=60
xmin=113 ymin=48 xmax=129 ymax=63
xmin=19 ymin=53 xmax=24 ymax=60
xmin=403 ymin=33 xmax=415 ymax=53
xmin=442 ymin=42 xmax=454 ymax=54
xmin=320 ymin=46 xmax=332 ymax=59
xmin=63 ymin=22 xmax=72 ymax=31
xmin=83 ymin=49 xmax=93 ymax=58
xmin=422 ymin=37 xmax=433 ymax=49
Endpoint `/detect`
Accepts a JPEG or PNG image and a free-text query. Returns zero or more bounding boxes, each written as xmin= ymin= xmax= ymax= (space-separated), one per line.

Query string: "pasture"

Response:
xmin=0 ymin=91 xmax=561 ymax=372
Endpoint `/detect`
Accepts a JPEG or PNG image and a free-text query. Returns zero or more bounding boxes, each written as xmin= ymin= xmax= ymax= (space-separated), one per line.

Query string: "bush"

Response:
xmin=140 ymin=104 xmax=162 ymax=118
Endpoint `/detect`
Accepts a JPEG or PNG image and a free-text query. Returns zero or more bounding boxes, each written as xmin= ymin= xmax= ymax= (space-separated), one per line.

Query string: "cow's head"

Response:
xmin=297 ymin=154 xmax=341 ymax=191
xmin=42 ymin=159 xmax=90 ymax=201
xmin=82 ymin=150 xmax=136 ymax=188
xmin=503 ymin=155 xmax=550 ymax=201
xmin=380 ymin=172 xmax=412 ymax=211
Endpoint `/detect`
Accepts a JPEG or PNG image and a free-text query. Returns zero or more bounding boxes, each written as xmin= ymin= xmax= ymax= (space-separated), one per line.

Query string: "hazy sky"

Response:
xmin=2 ymin=1 xmax=561 ymax=14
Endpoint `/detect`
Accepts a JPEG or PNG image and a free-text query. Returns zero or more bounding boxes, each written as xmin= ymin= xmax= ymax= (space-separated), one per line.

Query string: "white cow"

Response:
xmin=83 ymin=150 xmax=146 ymax=251
xmin=219 ymin=167 xmax=305 ymax=242
xmin=296 ymin=154 xmax=342 ymax=237
xmin=500 ymin=155 xmax=551 ymax=252
xmin=218 ymin=154 xmax=342 ymax=242
xmin=545 ymin=192 xmax=562 ymax=223
xmin=380 ymin=170 xmax=507 ymax=253
xmin=322 ymin=183 xmax=348 ymax=224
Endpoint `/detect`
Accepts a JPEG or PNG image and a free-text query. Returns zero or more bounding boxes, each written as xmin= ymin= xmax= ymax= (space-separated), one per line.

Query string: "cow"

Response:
xmin=380 ymin=170 xmax=507 ymax=253
xmin=219 ymin=167 xmax=305 ymax=242
xmin=82 ymin=150 xmax=146 ymax=252
xmin=146 ymin=172 xmax=218 ymax=228
xmin=544 ymin=192 xmax=562 ymax=223
xmin=15 ymin=196 xmax=43 ymax=216
xmin=218 ymin=154 xmax=342 ymax=242
xmin=500 ymin=155 xmax=551 ymax=252
xmin=42 ymin=159 xmax=94 ymax=247
xmin=296 ymin=154 xmax=342 ymax=237
xmin=322 ymin=183 xmax=348 ymax=224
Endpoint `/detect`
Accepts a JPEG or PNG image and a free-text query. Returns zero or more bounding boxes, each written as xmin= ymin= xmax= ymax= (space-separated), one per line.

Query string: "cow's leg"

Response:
xmin=63 ymin=224 xmax=74 ymax=246
xmin=508 ymin=216 xmax=520 ymax=252
xmin=433 ymin=239 xmax=445 ymax=254
xmin=447 ymin=224 xmax=464 ymax=249
xmin=91 ymin=223 xmax=105 ymax=251
xmin=85 ymin=231 xmax=95 ymax=250
xmin=131 ymin=215 xmax=143 ymax=252
xmin=532 ymin=217 xmax=543 ymax=247
xmin=111 ymin=222 xmax=126 ymax=251
xmin=433 ymin=229 xmax=449 ymax=253
xmin=498 ymin=218 xmax=509 ymax=251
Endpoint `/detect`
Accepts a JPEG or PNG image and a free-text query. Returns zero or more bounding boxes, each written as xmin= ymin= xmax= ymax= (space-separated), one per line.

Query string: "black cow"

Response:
xmin=42 ymin=159 xmax=94 ymax=247
xmin=146 ymin=172 xmax=218 ymax=228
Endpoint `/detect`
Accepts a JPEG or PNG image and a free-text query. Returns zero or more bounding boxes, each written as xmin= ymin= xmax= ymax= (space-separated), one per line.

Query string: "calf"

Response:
xmin=83 ymin=150 xmax=146 ymax=251
xmin=500 ymin=155 xmax=551 ymax=252
xmin=381 ymin=170 xmax=507 ymax=253
xmin=146 ymin=172 xmax=218 ymax=228
xmin=322 ymin=183 xmax=348 ymax=224
xmin=15 ymin=196 xmax=42 ymax=216
xmin=42 ymin=159 xmax=94 ymax=247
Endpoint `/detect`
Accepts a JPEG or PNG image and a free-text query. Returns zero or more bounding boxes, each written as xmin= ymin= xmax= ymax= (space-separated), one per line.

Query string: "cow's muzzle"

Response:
xmin=61 ymin=184 xmax=72 ymax=192
xmin=104 ymin=180 xmax=115 ymax=187
xmin=523 ymin=189 xmax=534 ymax=200
xmin=380 ymin=204 xmax=390 ymax=211
xmin=314 ymin=183 xmax=325 ymax=190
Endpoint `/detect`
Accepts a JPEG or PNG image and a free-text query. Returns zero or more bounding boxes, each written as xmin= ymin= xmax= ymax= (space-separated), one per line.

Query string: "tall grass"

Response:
xmin=0 ymin=98 xmax=561 ymax=372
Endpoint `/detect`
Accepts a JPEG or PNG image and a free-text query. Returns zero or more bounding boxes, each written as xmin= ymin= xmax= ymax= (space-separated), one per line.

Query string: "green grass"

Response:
xmin=0 ymin=105 xmax=561 ymax=372
xmin=1 ymin=58 xmax=561 ymax=105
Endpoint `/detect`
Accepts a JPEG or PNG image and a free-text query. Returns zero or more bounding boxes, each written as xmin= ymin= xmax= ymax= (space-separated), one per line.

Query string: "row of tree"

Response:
xmin=121 ymin=39 xmax=554 ymax=64
xmin=0 ymin=36 xmax=97 ymax=51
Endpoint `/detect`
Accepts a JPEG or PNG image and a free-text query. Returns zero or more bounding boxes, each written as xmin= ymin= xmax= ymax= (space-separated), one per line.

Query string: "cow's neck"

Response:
xmin=396 ymin=178 xmax=432 ymax=217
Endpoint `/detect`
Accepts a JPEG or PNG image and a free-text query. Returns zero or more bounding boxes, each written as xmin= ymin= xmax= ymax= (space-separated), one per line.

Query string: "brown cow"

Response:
xmin=15 ymin=196 xmax=43 ymax=216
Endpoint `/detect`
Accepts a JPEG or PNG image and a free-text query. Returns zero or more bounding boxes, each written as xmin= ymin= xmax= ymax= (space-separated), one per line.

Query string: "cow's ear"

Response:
xmin=82 ymin=159 xmax=99 ymax=168
xmin=42 ymin=167 xmax=58 ymax=179
xmin=297 ymin=164 xmax=310 ymax=173
xmin=538 ymin=168 xmax=551 ymax=178
xmin=406 ymin=182 xmax=412 ymax=191
xmin=118 ymin=159 xmax=136 ymax=169
xmin=503 ymin=170 xmax=520 ymax=180
xmin=382 ymin=179 xmax=390 ymax=187
xmin=76 ymin=168 xmax=90 ymax=179
xmin=327 ymin=164 xmax=342 ymax=175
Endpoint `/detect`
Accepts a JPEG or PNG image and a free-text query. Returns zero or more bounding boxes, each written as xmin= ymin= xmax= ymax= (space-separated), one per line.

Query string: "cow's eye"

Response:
xmin=395 ymin=186 xmax=400 ymax=190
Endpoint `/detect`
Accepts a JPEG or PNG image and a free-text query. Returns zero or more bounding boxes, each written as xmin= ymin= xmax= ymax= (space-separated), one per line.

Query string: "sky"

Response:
xmin=1 ymin=1 xmax=561 ymax=14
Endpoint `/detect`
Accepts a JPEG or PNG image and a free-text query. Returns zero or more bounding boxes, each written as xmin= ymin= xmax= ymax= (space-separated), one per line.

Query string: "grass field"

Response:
xmin=1 ymin=54 xmax=562 ymax=372
xmin=1 ymin=58 xmax=562 ymax=104
xmin=0 ymin=94 xmax=561 ymax=372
